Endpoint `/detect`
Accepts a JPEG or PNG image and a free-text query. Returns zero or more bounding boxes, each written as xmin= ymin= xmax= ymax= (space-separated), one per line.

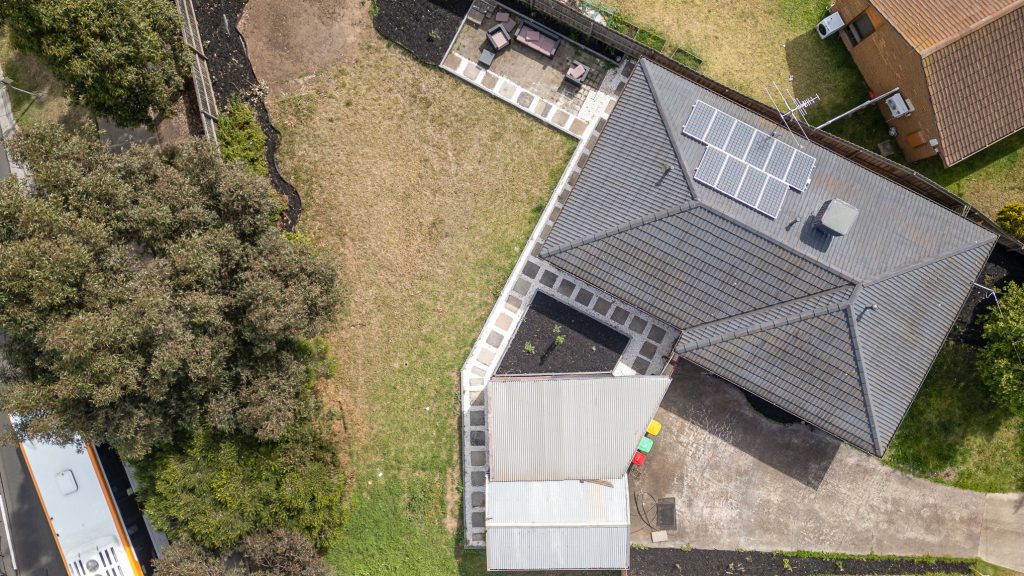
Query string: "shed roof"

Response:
xmin=541 ymin=60 xmax=995 ymax=455
xmin=486 ymin=477 xmax=630 ymax=570
xmin=487 ymin=374 xmax=670 ymax=481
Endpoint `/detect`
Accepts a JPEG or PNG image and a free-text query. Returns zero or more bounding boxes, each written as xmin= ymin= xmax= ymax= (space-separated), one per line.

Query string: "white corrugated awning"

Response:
xmin=487 ymin=374 xmax=670 ymax=481
xmin=486 ymin=477 xmax=630 ymax=570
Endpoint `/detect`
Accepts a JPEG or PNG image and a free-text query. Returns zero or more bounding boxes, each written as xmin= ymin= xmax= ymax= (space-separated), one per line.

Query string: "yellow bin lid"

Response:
xmin=646 ymin=419 xmax=662 ymax=436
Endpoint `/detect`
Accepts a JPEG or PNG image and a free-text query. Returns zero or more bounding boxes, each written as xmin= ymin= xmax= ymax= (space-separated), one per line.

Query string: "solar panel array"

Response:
xmin=694 ymin=147 xmax=790 ymax=218
xmin=682 ymin=100 xmax=817 ymax=219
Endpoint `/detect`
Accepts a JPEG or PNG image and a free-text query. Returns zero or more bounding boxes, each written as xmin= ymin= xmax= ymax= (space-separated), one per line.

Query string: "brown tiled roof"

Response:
xmin=922 ymin=6 xmax=1024 ymax=165
xmin=871 ymin=0 xmax=1024 ymax=53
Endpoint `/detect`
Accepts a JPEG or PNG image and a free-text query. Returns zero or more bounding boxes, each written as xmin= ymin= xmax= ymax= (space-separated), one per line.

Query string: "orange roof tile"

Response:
xmin=870 ymin=0 xmax=1023 ymax=54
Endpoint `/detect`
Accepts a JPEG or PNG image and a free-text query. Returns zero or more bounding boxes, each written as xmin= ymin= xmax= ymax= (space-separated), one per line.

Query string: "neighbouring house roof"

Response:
xmin=486 ymin=375 xmax=670 ymax=481
xmin=485 ymin=477 xmax=630 ymax=571
xmin=869 ymin=0 xmax=1023 ymax=53
xmin=540 ymin=59 xmax=995 ymax=456
xmin=865 ymin=0 xmax=1024 ymax=165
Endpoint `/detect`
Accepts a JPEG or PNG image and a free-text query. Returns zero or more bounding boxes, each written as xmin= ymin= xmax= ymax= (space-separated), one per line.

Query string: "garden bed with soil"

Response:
xmin=189 ymin=0 xmax=302 ymax=228
xmin=630 ymin=548 xmax=974 ymax=576
xmin=954 ymin=245 xmax=1024 ymax=346
xmin=373 ymin=0 xmax=472 ymax=64
xmin=497 ymin=291 xmax=628 ymax=374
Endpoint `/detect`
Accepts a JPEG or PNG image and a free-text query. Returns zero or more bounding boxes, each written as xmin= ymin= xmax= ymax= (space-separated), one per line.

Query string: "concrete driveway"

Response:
xmin=631 ymin=362 xmax=1024 ymax=572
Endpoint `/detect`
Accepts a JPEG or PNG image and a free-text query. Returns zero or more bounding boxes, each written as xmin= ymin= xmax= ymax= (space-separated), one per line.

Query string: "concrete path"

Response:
xmin=631 ymin=362 xmax=1024 ymax=572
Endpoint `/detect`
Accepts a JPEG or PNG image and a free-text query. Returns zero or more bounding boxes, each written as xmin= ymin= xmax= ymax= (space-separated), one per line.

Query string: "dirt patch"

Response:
xmin=239 ymin=0 xmax=368 ymax=99
xmin=497 ymin=292 xmax=629 ymax=374
xmin=630 ymin=548 xmax=973 ymax=576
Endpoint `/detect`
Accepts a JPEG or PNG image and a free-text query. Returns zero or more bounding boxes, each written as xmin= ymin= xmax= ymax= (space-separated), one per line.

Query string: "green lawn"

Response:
xmin=599 ymin=0 xmax=1022 ymax=216
xmin=270 ymin=41 xmax=575 ymax=576
xmin=883 ymin=342 xmax=1024 ymax=493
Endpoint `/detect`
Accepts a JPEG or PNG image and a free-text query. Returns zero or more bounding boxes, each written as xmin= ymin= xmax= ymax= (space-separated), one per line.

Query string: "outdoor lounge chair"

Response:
xmin=565 ymin=60 xmax=590 ymax=86
xmin=487 ymin=24 xmax=511 ymax=52
xmin=514 ymin=22 xmax=560 ymax=58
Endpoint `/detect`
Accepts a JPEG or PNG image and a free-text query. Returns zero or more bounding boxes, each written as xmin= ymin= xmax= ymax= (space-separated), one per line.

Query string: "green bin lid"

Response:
xmin=638 ymin=436 xmax=654 ymax=454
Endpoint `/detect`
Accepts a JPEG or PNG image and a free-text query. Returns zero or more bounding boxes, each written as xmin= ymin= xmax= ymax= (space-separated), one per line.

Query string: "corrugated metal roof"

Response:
xmin=869 ymin=0 xmax=1023 ymax=53
xmin=923 ymin=6 xmax=1024 ymax=165
xmin=538 ymin=60 xmax=996 ymax=456
xmin=486 ymin=477 xmax=630 ymax=570
xmin=487 ymin=375 xmax=670 ymax=481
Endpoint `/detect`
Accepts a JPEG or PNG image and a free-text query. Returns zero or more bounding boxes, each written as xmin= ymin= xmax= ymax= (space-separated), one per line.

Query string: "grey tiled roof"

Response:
xmin=540 ymin=59 xmax=996 ymax=456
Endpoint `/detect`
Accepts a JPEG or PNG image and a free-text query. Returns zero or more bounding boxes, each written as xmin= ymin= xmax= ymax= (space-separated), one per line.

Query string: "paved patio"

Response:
xmin=442 ymin=4 xmax=627 ymax=137
xmin=631 ymin=362 xmax=1024 ymax=571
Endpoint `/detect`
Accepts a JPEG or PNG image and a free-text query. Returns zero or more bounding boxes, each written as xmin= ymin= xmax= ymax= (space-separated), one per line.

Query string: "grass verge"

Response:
xmin=270 ymin=40 xmax=574 ymax=575
xmin=0 ymin=29 xmax=88 ymax=129
xmin=883 ymin=342 xmax=1024 ymax=493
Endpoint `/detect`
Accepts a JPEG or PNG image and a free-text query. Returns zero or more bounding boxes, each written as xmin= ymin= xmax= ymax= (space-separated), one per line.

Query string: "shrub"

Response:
xmin=218 ymin=97 xmax=270 ymax=176
xmin=979 ymin=281 xmax=1024 ymax=414
xmin=136 ymin=424 xmax=344 ymax=551
xmin=997 ymin=202 xmax=1024 ymax=240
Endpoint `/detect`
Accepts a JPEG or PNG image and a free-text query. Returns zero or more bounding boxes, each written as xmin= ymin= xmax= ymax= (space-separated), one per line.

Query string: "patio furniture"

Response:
xmin=565 ymin=59 xmax=590 ymax=86
xmin=479 ymin=48 xmax=496 ymax=68
xmin=495 ymin=10 xmax=512 ymax=24
xmin=487 ymin=24 xmax=511 ymax=52
xmin=514 ymin=21 xmax=561 ymax=58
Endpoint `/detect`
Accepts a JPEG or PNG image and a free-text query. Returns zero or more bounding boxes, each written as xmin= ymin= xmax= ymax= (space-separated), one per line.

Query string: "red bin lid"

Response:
xmin=631 ymin=451 xmax=646 ymax=466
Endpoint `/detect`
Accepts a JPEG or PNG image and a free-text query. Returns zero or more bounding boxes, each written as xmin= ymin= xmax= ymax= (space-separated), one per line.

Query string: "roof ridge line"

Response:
xmin=845 ymin=303 xmax=882 ymax=456
xmin=675 ymin=285 xmax=854 ymax=354
xmin=859 ymin=236 xmax=995 ymax=287
xmin=539 ymin=201 xmax=701 ymax=258
xmin=918 ymin=1 xmax=1024 ymax=57
xmin=641 ymin=59 xmax=702 ymax=203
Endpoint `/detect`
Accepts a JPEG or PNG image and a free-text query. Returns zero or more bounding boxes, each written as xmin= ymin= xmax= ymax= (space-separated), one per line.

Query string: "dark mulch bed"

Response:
xmin=953 ymin=244 xmax=1024 ymax=346
xmin=742 ymin=389 xmax=802 ymax=424
xmin=631 ymin=548 xmax=973 ymax=576
xmin=497 ymin=292 xmax=628 ymax=374
xmin=373 ymin=0 xmax=472 ymax=64
xmin=189 ymin=0 xmax=302 ymax=229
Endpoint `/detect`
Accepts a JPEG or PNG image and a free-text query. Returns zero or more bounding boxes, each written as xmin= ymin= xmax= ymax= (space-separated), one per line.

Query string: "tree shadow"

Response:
xmin=660 ymin=361 xmax=840 ymax=490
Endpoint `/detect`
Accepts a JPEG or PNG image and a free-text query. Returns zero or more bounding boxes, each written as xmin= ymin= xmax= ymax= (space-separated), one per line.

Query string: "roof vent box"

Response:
xmin=816 ymin=199 xmax=859 ymax=236
xmin=817 ymin=12 xmax=845 ymax=39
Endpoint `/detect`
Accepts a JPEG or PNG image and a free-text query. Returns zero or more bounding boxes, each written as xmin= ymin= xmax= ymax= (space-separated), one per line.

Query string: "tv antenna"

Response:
xmin=763 ymin=81 xmax=819 ymax=146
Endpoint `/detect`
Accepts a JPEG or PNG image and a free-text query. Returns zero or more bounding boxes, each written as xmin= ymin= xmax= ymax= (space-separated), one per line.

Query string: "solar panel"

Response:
xmin=683 ymin=100 xmax=816 ymax=193
xmin=694 ymin=146 xmax=788 ymax=219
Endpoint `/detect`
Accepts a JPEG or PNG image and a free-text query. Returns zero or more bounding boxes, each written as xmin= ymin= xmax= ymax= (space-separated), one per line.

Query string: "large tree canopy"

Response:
xmin=0 ymin=0 xmax=190 ymax=126
xmin=979 ymin=281 xmax=1024 ymax=414
xmin=0 ymin=125 xmax=340 ymax=459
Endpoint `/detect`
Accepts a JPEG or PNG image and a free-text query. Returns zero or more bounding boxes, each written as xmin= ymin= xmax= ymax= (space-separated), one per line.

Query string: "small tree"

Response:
xmin=218 ymin=97 xmax=269 ymax=176
xmin=241 ymin=529 xmax=329 ymax=576
xmin=0 ymin=0 xmax=190 ymax=126
xmin=152 ymin=540 xmax=235 ymax=576
xmin=997 ymin=202 xmax=1024 ymax=241
xmin=979 ymin=281 xmax=1024 ymax=414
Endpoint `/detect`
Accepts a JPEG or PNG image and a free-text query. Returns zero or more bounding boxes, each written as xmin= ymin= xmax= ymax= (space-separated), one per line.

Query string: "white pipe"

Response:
xmin=0 ymin=495 xmax=18 ymax=572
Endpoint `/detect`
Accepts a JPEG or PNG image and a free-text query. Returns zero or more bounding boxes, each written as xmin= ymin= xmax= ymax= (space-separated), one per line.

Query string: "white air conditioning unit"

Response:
xmin=817 ymin=12 xmax=845 ymax=39
xmin=885 ymin=92 xmax=912 ymax=118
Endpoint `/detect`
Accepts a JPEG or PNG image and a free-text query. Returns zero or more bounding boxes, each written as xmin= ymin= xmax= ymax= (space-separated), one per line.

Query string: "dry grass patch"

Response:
xmin=0 ymin=29 xmax=88 ymax=129
xmin=271 ymin=39 xmax=574 ymax=575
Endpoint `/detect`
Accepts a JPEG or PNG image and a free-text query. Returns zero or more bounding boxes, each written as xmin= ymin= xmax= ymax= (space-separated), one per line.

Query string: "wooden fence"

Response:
xmin=174 ymin=0 xmax=219 ymax=144
xmin=503 ymin=0 xmax=1020 ymax=250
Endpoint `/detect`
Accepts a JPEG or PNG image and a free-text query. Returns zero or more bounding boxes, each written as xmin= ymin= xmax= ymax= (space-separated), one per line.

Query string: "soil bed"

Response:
xmin=373 ymin=0 xmax=472 ymax=64
xmin=189 ymin=0 xmax=302 ymax=228
xmin=953 ymin=245 xmax=1024 ymax=346
xmin=630 ymin=548 xmax=973 ymax=576
xmin=497 ymin=292 xmax=628 ymax=374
